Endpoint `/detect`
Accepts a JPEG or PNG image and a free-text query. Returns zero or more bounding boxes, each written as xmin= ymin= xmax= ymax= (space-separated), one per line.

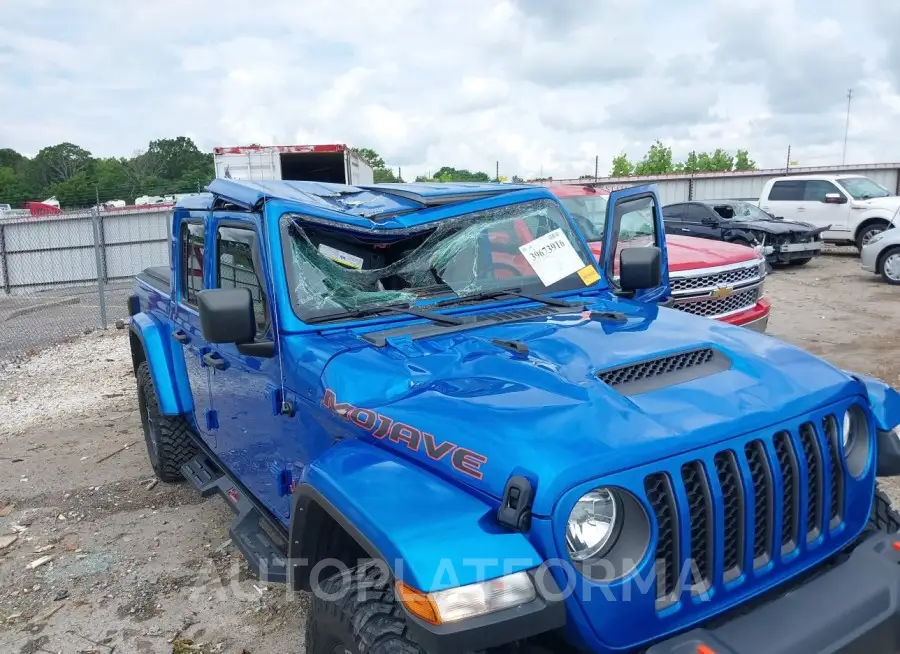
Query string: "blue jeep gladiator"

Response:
xmin=129 ymin=177 xmax=900 ymax=653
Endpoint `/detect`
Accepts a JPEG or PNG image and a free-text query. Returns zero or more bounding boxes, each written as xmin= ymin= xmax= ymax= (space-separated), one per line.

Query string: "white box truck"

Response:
xmin=212 ymin=144 xmax=374 ymax=185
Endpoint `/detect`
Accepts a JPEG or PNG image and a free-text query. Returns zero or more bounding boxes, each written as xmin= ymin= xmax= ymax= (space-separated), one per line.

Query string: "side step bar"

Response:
xmin=181 ymin=454 xmax=288 ymax=584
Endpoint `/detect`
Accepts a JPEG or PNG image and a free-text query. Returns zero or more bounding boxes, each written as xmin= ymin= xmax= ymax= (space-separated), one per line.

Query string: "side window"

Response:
xmin=683 ymin=204 xmax=711 ymax=223
xmin=767 ymin=180 xmax=805 ymax=201
xmin=605 ymin=195 xmax=660 ymax=283
xmin=180 ymin=221 xmax=204 ymax=307
xmin=662 ymin=205 xmax=683 ymax=221
xmin=216 ymin=225 xmax=270 ymax=336
xmin=804 ymin=180 xmax=842 ymax=202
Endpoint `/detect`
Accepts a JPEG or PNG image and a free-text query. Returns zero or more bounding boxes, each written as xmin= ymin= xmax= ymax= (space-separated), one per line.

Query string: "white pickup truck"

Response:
xmin=757 ymin=174 xmax=900 ymax=251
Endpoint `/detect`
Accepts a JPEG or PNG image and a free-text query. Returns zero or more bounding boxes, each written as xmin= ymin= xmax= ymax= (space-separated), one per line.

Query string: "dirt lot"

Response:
xmin=1 ymin=252 xmax=900 ymax=654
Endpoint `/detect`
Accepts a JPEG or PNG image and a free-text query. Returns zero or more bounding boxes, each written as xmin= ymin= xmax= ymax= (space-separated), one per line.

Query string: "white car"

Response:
xmin=860 ymin=208 xmax=900 ymax=284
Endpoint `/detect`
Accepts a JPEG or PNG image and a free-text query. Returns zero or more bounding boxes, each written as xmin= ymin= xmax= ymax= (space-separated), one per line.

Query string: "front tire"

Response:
xmin=878 ymin=246 xmax=900 ymax=285
xmin=868 ymin=483 xmax=900 ymax=534
xmin=136 ymin=361 xmax=197 ymax=482
xmin=857 ymin=221 xmax=889 ymax=251
xmin=305 ymin=563 xmax=426 ymax=654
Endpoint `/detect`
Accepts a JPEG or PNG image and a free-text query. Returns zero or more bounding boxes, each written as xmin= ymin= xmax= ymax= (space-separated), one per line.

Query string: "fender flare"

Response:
xmin=848 ymin=371 xmax=900 ymax=476
xmin=287 ymin=440 xmax=543 ymax=593
xmin=129 ymin=312 xmax=194 ymax=416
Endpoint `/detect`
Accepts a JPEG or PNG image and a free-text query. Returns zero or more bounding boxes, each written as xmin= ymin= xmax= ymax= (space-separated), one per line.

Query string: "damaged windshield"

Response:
xmin=281 ymin=198 xmax=601 ymax=322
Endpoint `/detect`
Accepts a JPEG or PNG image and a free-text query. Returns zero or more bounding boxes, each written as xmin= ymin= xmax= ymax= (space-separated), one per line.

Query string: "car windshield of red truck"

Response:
xmin=281 ymin=198 xmax=601 ymax=323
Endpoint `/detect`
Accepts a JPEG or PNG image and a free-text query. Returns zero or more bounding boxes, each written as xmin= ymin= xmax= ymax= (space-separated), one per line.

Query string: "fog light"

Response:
xmin=397 ymin=571 xmax=536 ymax=625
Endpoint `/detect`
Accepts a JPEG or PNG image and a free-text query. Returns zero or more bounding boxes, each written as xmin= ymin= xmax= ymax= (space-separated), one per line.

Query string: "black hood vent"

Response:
xmin=596 ymin=347 xmax=730 ymax=395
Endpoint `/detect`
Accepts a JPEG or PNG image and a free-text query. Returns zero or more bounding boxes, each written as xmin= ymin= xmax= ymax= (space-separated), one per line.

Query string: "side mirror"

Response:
xmin=620 ymin=246 xmax=661 ymax=292
xmin=823 ymin=193 xmax=847 ymax=204
xmin=702 ymin=216 xmax=720 ymax=225
xmin=197 ymin=288 xmax=256 ymax=344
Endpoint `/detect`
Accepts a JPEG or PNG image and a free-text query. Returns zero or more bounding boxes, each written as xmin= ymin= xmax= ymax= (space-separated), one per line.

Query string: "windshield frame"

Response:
xmin=273 ymin=193 xmax=606 ymax=330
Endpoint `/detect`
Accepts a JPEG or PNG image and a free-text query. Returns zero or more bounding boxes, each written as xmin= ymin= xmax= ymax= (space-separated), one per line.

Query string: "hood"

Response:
xmin=727 ymin=217 xmax=816 ymax=234
xmin=853 ymin=196 xmax=900 ymax=213
xmin=314 ymin=299 xmax=861 ymax=516
xmin=589 ymin=235 xmax=759 ymax=272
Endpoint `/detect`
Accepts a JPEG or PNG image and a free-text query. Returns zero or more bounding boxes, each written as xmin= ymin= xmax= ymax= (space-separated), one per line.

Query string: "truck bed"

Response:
xmin=136 ymin=266 xmax=170 ymax=294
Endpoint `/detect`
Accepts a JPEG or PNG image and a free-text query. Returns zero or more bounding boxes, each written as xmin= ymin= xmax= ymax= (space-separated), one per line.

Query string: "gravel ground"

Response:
xmin=1 ymin=252 xmax=900 ymax=653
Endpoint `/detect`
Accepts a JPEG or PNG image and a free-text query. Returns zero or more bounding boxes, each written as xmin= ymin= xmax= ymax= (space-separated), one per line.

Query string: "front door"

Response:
xmin=171 ymin=217 xmax=215 ymax=447
xmin=203 ymin=215 xmax=290 ymax=520
xmin=802 ymin=179 xmax=852 ymax=233
xmin=601 ymin=186 xmax=670 ymax=304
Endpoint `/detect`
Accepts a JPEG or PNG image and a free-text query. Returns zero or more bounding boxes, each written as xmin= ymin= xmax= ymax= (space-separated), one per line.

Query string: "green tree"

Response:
xmin=610 ymin=153 xmax=634 ymax=176
xmin=356 ymin=147 xmax=402 ymax=183
xmin=735 ymin=149 xmax=756 ymax=171
xmin=31 ymin=142 xmax=94 ymax=186
xmin=140 ymin=137 xmax=212 ymax=182
xmin=0 ymin=148 xmax=25 ymax=171
xmin=419 ymin=166 xmax=491 ymax=183
xmin=633 ymin=140 xmax=674 ymax=175
xmin=0 ymin=167 xmax=30 ymax=207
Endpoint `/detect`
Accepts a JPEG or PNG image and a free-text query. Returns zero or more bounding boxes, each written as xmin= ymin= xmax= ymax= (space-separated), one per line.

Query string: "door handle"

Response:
xmin=796 ymin=207 xmax=805 ymax=212
xmin=172 ymin=330 xmax=190 ymax=344
xmin=202 ymin=352 xmax=227 ymax=370
xmin=681 ymin=227 xmax=690 ymax=231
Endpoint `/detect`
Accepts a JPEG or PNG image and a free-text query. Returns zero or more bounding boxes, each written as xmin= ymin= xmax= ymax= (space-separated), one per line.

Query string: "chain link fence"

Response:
xmin=0 ymin=204 xmax=171 ymax=361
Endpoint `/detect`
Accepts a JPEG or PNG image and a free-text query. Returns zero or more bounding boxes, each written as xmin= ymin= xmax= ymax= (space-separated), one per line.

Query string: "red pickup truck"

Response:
xmin=549 ymin=185 xmax=771 ymax=332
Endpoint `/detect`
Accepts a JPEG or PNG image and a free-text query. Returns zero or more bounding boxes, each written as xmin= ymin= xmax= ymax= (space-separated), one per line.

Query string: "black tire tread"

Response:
xmin=306 ymin=562 xmax=426 ymax=654
xmin=137 ymin=361 xmax=197 ymax=483
xmin=869 ymin=483 xmax=900 ymax=534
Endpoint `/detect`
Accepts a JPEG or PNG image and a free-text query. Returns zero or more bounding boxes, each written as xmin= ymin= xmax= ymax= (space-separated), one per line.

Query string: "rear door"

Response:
xmin=171 ymin=216 xmax=215 ymax=447
xmin=760 ymin=179 xmax=806 ymax=221
xmin=600 ymin=185 xmax=670 ymax=304
xmin=661 ymin=203 xmax=687 ymax=235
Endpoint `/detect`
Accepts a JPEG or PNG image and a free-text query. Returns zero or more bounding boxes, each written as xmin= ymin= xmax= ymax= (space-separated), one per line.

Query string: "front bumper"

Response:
xmin=768 ymin=240 xmax=824 ymax=262
xmin=647 ymin=531 xmax=900 ymax=654
xmin=719 ymin=297 xmax=771 ymax=332
xmin=860 ymin=243 xmax=881 ymax=273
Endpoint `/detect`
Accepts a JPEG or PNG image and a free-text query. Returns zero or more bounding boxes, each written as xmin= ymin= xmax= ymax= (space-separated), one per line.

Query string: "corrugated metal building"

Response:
xmin=544 ymin=162 xmax=900 ymax=205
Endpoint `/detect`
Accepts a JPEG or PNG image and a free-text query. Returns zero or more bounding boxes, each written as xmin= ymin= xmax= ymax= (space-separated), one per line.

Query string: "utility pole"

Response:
xmin=496 ymin=160 xmax=499 ymax=182
xmin=785 ymin=145 xmax=791 ymax=173
xmin=842 ymin=89 xmax=852 ymax=165
xmin=594 ymin=155 xmax=599 ymax=181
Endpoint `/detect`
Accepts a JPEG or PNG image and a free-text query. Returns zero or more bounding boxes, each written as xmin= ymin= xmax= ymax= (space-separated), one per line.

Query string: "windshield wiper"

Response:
xmin=308 ymin=301 xmax=465 ymax=326
xmin=435 ymin=288 xmax=583 ymax=309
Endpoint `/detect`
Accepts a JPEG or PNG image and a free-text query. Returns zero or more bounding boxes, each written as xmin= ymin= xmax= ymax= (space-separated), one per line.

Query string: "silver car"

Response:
xmin=860 ymin=207 xmax=900 ymax=284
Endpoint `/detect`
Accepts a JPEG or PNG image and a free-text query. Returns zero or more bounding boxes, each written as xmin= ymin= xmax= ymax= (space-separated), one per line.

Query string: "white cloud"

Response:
xmin=1 ymin=0 xmax=899 ymax=180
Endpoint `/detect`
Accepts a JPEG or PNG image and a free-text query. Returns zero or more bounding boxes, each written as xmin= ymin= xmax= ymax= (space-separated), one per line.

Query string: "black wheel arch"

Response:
xmin=288 ymin=484 xmax=384 ymax=592
xmin=855 ymin=217 xmax=891 ymax=242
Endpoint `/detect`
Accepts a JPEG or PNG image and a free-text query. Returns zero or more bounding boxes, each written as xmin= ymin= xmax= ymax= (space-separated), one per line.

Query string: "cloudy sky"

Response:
xmin=2 ymin=0 xmax=899 ymax=180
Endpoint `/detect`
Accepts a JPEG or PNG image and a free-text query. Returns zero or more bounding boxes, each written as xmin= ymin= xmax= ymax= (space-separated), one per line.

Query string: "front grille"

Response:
xmin=645 ymin=416 xmax=845 ymax=608
xmin=670 ymin=264 xmax=760 ymax=293
xmin=674 ymin=286 xmax=760 ymax=318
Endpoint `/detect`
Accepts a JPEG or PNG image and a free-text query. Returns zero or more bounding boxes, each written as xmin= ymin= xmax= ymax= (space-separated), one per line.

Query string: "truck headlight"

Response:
xmin=566 ymin=487 xmax=621 ymax=561
xmin=842 ymin=404 xmax=870 ymax=478
xmin=396 ymin=571 xmax=536 ymax=625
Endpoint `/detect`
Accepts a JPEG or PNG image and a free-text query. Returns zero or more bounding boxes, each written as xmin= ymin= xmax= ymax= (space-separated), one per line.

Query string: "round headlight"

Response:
xmin=843 ymin=411 xmax=852 ymax=450
xmin=842 ymin=405 xmax=870 ymax=478
xmin=566 ymin=488 xmax=620 ymax=562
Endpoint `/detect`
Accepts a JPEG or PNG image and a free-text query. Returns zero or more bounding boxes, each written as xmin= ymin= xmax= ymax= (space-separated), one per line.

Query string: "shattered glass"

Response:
xmin=281 ymin=198 xmax=596 ymax=321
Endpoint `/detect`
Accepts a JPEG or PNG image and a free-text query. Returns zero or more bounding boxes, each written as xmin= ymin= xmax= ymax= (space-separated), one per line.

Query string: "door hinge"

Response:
xmin=270 ymin=388 xmax=295 ymax=417
xmin=205 ymin=408 xmax=219 ymax=430
xmin=497 ymin=475 xmax=534 ymax=532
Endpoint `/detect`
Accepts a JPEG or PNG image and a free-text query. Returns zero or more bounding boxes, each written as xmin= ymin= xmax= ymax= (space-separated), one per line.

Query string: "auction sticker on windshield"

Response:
xmin=518 ymin=229 xmax=584 ymax=286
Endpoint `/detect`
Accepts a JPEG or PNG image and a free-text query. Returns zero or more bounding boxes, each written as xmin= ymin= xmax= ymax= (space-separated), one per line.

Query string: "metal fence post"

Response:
xmin=0 ymin=224 xmax=9 ymax=295
xmin=91 ymin=206 xmax=108 ymax=328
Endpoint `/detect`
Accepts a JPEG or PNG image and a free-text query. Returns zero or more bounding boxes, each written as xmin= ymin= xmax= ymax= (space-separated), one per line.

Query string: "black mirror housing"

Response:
xmin=197 ymin=288 xmax=256 ymax=344
xmin=620 ymin=246 xmax=662 ymax=292
xmin=823 ymin=193 xmax=847 ymax=204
